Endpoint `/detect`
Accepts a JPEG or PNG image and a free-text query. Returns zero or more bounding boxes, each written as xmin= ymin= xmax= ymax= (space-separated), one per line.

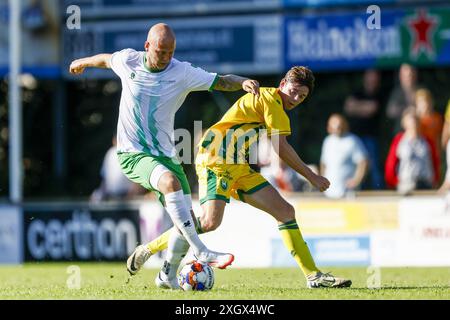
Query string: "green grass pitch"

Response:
xmin=0 ymin=263 xmax=448 ymax=299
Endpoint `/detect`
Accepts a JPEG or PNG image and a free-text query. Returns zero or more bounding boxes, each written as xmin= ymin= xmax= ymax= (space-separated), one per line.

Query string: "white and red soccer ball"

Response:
xmin=177 ymin=261 xmax=215 ymax=291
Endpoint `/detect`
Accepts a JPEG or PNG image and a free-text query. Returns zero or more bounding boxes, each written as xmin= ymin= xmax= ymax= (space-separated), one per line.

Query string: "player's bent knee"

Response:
xmin=286 ymin=203 xmax=296 ymax=216
xmin=277 ymin=203 xmax=295 ymax=222
xmin=158 ymin=172 xmax=181 ymax=194
xmin=202 ymin=222 xmax=219 ymax=232
xmin=200 ymin=218 xmax=221 ymax=232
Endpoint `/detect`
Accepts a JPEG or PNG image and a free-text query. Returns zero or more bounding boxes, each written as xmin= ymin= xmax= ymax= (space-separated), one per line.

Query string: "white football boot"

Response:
xmin=126 ymin=245 xmax=152 ymax=276
xmin=154 ymin=271 xmax=180 ymax=290
xmin=307 ymin=272 xmax=352 ymax=288
xmin=195 ymin=250 xmax=235 ymax=269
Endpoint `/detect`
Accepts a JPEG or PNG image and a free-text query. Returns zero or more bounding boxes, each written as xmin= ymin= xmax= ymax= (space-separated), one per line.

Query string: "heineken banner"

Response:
xmin=284 ymin=7 xmax=450 ymax=70
xmin=62 ymin=7 xmax=450 ymax=77
xmin=283 ymin=0 xmax=441 ymax=7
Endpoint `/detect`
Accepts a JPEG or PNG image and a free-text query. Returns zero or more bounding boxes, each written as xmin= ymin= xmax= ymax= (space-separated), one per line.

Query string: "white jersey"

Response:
xmin=110 ymin=48 xmax=217 ymax=157
xmin=320 ymin=133 xmax=367 ymax=199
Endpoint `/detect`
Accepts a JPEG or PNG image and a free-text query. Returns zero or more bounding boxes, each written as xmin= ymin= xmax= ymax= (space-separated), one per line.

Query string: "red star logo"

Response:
xmin=407 ymin=9 xmax=438 ymax=59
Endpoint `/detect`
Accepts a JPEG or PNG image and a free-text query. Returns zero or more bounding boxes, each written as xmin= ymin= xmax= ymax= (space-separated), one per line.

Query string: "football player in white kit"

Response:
xmin=69 ymin=23 xmax=260 ymax=289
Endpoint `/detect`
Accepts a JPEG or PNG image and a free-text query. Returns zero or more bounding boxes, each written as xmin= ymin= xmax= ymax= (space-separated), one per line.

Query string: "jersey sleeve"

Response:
xmin=184 ymin=62 xmax=218 ymax=92
xmin=110 ymin=48 xmax=136 ymax=78
xmin=260 ymin=93 xmax=291 ymax=136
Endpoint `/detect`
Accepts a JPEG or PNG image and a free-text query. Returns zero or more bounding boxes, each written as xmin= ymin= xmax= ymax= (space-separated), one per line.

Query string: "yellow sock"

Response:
xmin=146 ymin=217 xmax=205 ymax=254
xmin=146 ymin=228 xmax=171 ymax=254
xmin=278 ymin=219 xmax=319 ymax=277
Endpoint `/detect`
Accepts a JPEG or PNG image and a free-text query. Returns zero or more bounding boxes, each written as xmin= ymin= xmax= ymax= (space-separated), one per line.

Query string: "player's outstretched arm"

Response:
xmin=272 ymin=135 xmax=330 ymax=192
xmin=69 ymin=53 xmax=112 ymax=75
xmin=213 ymin=74 xmax=260 ymax=96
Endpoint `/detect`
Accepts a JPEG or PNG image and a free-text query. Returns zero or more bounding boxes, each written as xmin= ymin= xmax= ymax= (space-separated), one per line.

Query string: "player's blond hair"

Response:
xmin=283 ymin=66 xmax=315 ymax=94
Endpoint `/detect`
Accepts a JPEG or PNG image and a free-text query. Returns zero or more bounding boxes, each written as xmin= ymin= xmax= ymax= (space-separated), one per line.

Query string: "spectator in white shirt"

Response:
xmin=90 ymin=135 xmax=144 ymax=202
xmin=320 ymin=114 xmax=369 ymax=199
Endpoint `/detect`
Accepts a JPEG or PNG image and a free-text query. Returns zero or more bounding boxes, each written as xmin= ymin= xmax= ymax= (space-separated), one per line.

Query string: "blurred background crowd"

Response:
xmin=1 ymin=0 xmax=450 ymax=201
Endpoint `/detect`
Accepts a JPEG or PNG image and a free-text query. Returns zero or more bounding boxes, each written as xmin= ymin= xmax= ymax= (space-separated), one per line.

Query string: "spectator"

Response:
xmin=438 ymin=142 xmax=450 ymax=193
xmin=320 ymin=114 xmax=369 ymax=199
xmin=386 ymin=63 xmax=419 ymax=134
xmin=263 ymin=160 xmax=315 ymax=193
xmin=344 ymin=69 xmax=384 ymax=189
xmin=438 ymin=99 xmax=450 ymax=193
xmin=258 ymin=135 xmax=315 ymax=192
xmin=415 ymin=88 xmax=443 ymax=155
xmin=90 ymin=135 xmax=145 ymax=202
xmin=441 ymin=99 xmax=450 ymax=149
xmin=385 ymin=108 xmax=439 ymax=195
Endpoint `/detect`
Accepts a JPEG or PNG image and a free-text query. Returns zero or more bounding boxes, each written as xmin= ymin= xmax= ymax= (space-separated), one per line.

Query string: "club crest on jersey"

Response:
xmin=130 ymin=72 xmax=135 ymax=80
xmin=220 ymin=179 xmax=228 ymax=190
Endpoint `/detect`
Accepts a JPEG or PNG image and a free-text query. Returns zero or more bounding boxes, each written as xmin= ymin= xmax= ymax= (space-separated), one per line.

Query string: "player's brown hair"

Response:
xmin=283 ymin=66 xmax=315 ymax=94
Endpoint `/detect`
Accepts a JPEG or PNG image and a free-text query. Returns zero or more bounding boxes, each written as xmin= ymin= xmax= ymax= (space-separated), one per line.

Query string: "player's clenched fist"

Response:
xmin=310 ymin=175 xmax=330 ymax=192
xmin=69 ymin=59 xmax=87 ymax=75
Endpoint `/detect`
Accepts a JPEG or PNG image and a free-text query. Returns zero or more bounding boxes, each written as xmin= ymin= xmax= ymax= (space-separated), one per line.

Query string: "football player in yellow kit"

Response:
xmin=128 ymin=66 xmax=352 ymax=288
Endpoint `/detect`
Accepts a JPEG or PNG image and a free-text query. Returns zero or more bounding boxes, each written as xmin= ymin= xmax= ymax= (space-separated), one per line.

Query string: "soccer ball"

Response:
xmin=177 ymin=261 xmax=215 ymax=291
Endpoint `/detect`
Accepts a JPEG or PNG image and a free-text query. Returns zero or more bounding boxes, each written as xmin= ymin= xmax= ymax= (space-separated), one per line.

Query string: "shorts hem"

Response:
xmin=199 ymin=195 xmax=230 ymax=205
xmin=237 ymin=181 xmax=271 ymax=202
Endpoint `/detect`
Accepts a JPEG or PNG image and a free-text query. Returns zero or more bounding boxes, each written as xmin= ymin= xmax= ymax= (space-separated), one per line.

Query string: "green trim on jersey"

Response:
xmin=147 ymin=95 xmax=163 ymax=156
xmin=208 ymin=74 xmax=219 ymax=92
xmin=132 ymin=100 xmax=152 ymax=154
xmin=143 ymin=55 xmax=168 ymax=73
xmin=220 ymin=123 xmax=246 ymax=160
xmin=117 ymin=152 xmax=191 ymax=206
xmin=130 ymin=86 xmax=163 ymax=156
xmin=232 ymin=124 xmax=265 ymax=164
xmin=217 ymin=122 xmax=261 ymax=162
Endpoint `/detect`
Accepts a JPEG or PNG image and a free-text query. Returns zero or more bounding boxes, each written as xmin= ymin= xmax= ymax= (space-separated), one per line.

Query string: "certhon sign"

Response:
xmin=24 ymin=206 xmax=140 ymax=261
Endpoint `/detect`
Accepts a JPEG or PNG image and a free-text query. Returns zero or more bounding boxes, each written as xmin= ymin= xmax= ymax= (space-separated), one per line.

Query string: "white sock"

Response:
xmin=162 ymin=229 xmax=190 ymax=280
xmin=184 ymin=194 xmax=193 ymax=211
xmin=164 ymin=190 xmax=206 ymax=256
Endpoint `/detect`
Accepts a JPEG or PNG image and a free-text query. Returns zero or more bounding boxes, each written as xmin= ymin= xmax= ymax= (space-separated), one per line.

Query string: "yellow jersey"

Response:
xmin=197 ymin=87 xmax=291 ymax=165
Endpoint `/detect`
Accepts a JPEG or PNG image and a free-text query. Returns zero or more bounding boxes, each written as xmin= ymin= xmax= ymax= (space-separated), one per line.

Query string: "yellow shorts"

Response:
xmin=196 ymin=162 xmax=270 ymax=205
